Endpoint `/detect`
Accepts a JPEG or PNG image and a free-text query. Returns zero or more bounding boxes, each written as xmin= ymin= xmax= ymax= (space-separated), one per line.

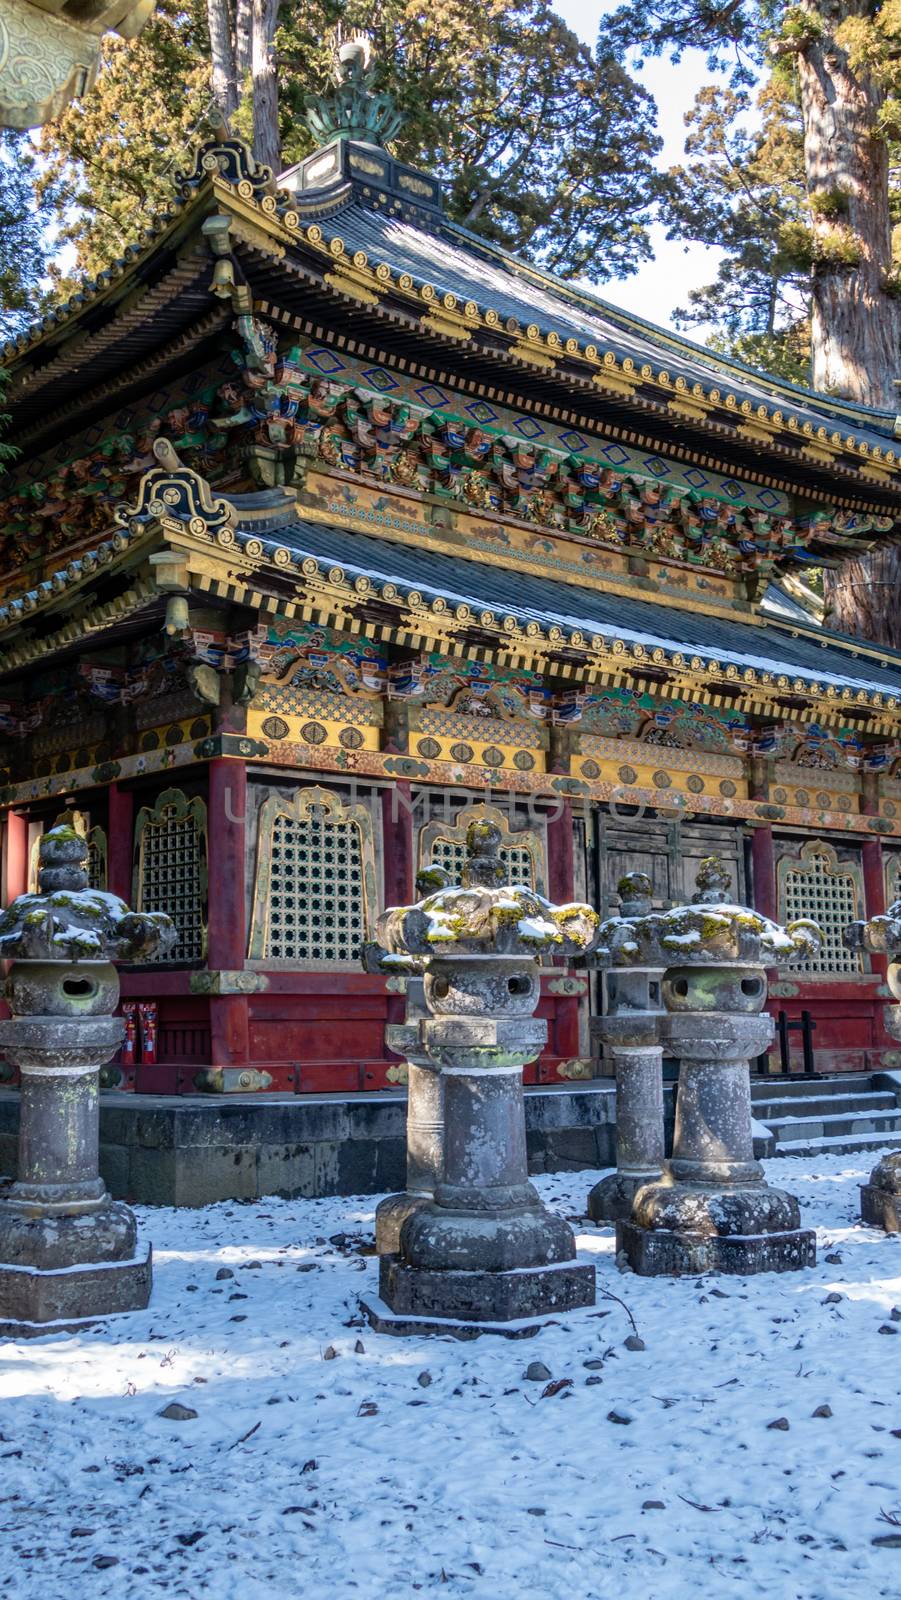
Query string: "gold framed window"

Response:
xmin=248 ymin=785 xmax=377 ymax=966
xmin=133 ymin=788 xmax=208 ymax=961
xmin=777 ymin=840 xmax=863 ymax=975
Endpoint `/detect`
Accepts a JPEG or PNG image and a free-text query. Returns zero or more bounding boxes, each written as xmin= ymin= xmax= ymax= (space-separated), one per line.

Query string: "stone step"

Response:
xmin=753 ymin=1091 xmax=899 ymax=1121
xmin=766 ymin=1111 xmax=901 ymax=1143
xmin=772 ymin=1131 xmax=901 ymax=1158
xmin=751 ymin=1074 xmax=875 ymax=1100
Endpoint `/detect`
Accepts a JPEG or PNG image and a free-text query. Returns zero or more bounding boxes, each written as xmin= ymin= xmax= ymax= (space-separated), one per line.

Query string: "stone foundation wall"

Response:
xmin=0 ymin=1083 xmax=631 ymax=1208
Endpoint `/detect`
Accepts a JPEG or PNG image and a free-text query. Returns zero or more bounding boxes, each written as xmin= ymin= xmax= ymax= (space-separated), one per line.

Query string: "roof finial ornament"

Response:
xmin=303 ymin=28 xmax=405 ymax=149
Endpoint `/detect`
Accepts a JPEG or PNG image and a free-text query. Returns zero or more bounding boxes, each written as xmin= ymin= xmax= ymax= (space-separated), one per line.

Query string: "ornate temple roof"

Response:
xmin=2 ymin=477 xmax=899 ymax=717
xmin=3 ymin=43 xmax=901 ymax=514
xmin=1 ymin=34 xmax=900 ymax=703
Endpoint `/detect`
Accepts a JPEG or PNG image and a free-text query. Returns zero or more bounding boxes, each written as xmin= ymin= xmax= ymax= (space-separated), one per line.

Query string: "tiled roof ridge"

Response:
xmin=220 ymin=514 xmax=901 ymax=705
xmin=435 ymin=212 xmax=898 ymax=436
xmin=0 ymin=502 xmax=898 ymax=712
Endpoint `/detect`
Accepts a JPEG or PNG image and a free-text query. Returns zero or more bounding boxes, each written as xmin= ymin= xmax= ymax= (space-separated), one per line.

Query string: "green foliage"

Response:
xmin=604 ymin=0 xmax=901 ymax=393
xmin=0 ymin=367 xmax=16 ymax=470
xmin=37 ymin=0 xmax=660 ymax=288
xmin=277 ymin=1 xmax=662 ymax=281
xmin=0 ymin=131 xmax=53 ymax=339
xmin=808 ymin=186 xmax=850 ymax=220
xmin=659 ymin=80 xmax=813 ymax=381
xmin=36 ymin=0 xmax=215 ymax=288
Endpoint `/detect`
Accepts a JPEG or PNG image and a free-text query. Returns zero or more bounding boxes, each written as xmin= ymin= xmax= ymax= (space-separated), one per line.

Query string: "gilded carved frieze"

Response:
xmin=4 ymin=320 xmax=891 ymax=607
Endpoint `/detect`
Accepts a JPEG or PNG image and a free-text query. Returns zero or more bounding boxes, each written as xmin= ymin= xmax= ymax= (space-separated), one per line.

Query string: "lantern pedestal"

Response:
xmin=0 ymin=826 xmax=173 ymax=1335
xmin=861 ymin=1153 xmax=901 ymax=1233
xmin=375 ymin=976 xmax=445 ymax=1255
xmin=374 ymin=1059 xmax=444 ymax=1253
xmin=0 ymin=1014 xmax=151 ymax=1335
xmin=368 ymin=1015 xmax=594 ymax=1336
xmin=361 ymin=824 xmax=599 ymax=1336
xmin=842 ymin=907 xmax=901 ymax=1232
xmin=584 ymin=876 xmax=666 ymax=1225
xmin=618 ymin=1000 xmax=815 ymax=1276
xmin=588 ymin=1033 xmax=664 ymax=1224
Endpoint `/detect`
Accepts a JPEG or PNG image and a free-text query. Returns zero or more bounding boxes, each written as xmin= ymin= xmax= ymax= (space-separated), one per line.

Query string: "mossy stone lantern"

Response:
xmin=366 ymin=863 xmax=452 ymax=1257
xmin=587 ymin=871 xmax=667 ymax=1223
xmin=364 ymin=819 xmax=599 ymax=1335
xmin=619 ymin=857 xmax=821 ymax=1277
xmin=845 ymin=900 xmax=901 ymax=1231
xmin=0 ymin=825 xmax=173 ymax=1333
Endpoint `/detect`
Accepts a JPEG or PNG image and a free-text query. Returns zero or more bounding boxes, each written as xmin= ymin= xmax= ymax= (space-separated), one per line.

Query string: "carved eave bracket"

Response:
xmin=178 ymin=121 xmax=280 ymax=204
xmin=115 ymin=438 xmax=237 ymax=541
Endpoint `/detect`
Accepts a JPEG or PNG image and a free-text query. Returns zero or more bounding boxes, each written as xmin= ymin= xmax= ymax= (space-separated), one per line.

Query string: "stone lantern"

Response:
xmin=364 ymin=818 xmax=599 ymax=1334
xmin=619 ymin=857 xmax=821 ymax=1277
xmin=365 ymin=863 xmax=452 ymax=1255
xmin=587 ymin=872 xmax=666 ymax=1223
xmin=845 ymin=899 xmax=901 ymax=1231
xmin=0 ymin=825 xmax=173 ymax=1334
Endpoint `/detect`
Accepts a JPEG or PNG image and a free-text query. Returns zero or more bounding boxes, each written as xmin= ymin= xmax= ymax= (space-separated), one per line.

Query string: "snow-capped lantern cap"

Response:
xmin=845 ymin=899 xmax=901 ymax=1009
xmin=593 ymin=870 xmax=669 ymax=972
xmin=655 ymin=854 xmax=821 ymax=969
xmin=844 ymin=899 xmax=901 ymax=964
xmin=617 ymin=871 xmax=653 ymax=918
xmin=375 ymin=818 xmax=599 ymax=960
xmin=0 ymin=825 xmax=176 ymax=965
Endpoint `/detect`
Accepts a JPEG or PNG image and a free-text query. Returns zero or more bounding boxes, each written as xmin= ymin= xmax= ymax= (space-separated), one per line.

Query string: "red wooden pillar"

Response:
xmin=749 ymin=824 xmax=777 ymax=922
xmin=207 ymin=759 xmax=249 ymax=1068
xmin=381 ymin=780 xmax=414 ymax=907
xmin=749 ymin=823 xmax=779 ymax=1070
xmin=862 ymin=837 xmax=886 ymax=923
xmin=107 ymin=784 xmax=134 ymax=900
xmin=546 ymin=800 xmax=579 ymax=1060
xmin=3 ymin=811 xmax=27 ymax=907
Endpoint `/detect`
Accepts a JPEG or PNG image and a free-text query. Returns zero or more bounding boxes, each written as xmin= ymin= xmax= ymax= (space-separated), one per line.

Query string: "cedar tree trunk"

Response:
xmin=824 ymin=545 xmax=901 ymax=649
xmin=251 ymin=0 xmax=281 ymax=175
xmin=206 ymin=0 xmax=238 ymax=121
xmin=797 ymin=5 xmax=901 ymax=408
xmin=236 ymin=0 xmax=252 ymax=85
xmin=795 ymin=2 xmax=901 ymax=647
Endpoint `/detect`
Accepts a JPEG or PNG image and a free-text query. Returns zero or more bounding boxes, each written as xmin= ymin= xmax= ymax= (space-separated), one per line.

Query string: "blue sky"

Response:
xmin=554 ymin=0 xmax=724 ymax=330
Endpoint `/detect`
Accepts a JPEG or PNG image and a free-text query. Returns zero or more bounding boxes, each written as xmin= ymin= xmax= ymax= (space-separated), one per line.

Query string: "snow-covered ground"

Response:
xmin=2 ymin=1153 xmax=901 ymax=1599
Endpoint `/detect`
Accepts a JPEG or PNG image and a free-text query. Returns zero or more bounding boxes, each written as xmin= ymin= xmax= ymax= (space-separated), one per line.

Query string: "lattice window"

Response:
xmin=778 ymin=840 xmax=863 ymax=975
xmin=417 ymin=803 xmax=544 ymax=893
xmin=133 ymin=789 xmax=207 ymax=962
xmin=85 ymin=827 xmax=107 ymax=891
xmin=248 ymin=786 xmax=376 ymax=965
xmin=886 ymin=854 xmax=901 ymax=909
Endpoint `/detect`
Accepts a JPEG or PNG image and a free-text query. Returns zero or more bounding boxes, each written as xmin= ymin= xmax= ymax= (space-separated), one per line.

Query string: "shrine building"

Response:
xmin=1 ymin=43 xmax=901 ymax=1196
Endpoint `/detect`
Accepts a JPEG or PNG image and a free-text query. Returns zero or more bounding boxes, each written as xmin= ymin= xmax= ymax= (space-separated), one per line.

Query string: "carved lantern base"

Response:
xmin=0 ymin=1234 xmax=152 ymax=1339
xmin=0 ymin=1013 xmax=152 ymax=1336
xmin=0 ymin=827 xmax=173 ymax=1335
xmin=618 ymin=1007 xmax=815 ymax=1277
xmin=861 ymin=1152 xmax=901 ymax=1234
xmin=616 ymin=1047 xmax=817 ymax=1276
xmin=618 ymin=1194 xmax=816 ymax=1278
